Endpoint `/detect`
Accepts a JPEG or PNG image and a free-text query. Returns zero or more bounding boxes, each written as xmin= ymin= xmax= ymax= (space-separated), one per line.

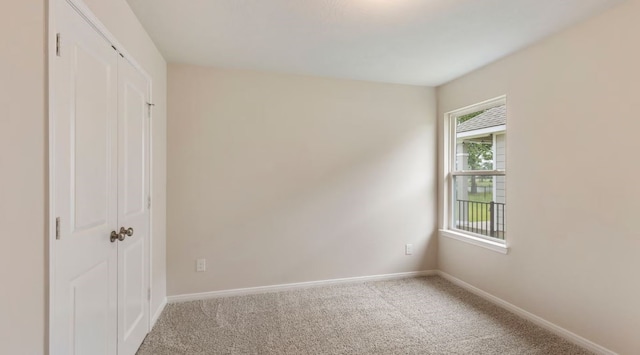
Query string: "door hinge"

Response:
xmin=146 ymin=102 xmax=155 ymax=118
xmin=147 ymin=195 xmax=151 ymax=209
xmin=55 ymin=33 xmax=61 ymax=57
xmin=147 ymin=288 xmax=151 ymax=301
xmin=55 ymin=217 xmax=61 ymax=240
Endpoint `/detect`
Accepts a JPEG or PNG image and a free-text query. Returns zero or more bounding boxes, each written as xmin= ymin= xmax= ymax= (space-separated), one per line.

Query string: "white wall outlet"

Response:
xmin=196 ymin=258 xmax=206 ymax=272
xmin=405 ymin=244 xmax=413 ymax=255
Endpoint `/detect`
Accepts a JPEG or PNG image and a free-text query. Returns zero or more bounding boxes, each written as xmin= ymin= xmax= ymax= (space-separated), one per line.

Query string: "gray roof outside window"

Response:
xmin=457 ymin=105 xmax=506 ymax=133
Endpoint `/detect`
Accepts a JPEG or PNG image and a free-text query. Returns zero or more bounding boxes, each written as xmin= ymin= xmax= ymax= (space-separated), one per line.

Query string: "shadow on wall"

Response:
xmin=167 ymin=69 xmax=437 ymax=293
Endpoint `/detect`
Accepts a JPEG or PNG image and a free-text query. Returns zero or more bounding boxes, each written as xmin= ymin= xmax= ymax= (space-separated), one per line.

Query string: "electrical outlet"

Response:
xmin=196 ymin=258 xmax=206 ymax=272
xmin=405 ymin=244 xmax=413 ymax=255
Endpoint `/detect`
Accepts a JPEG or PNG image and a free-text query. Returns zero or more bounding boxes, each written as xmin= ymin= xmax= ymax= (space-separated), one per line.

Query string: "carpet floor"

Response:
xmin=137 ymin=276 xmax=591 ymax=354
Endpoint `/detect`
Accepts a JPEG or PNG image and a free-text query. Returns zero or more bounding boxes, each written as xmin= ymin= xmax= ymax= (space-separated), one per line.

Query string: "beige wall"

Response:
xmin=437 ymin=1 xmax=639 ymax=353
xmin=168 ymin=64 xmax=437 ymax=295
xmin=0 ymin=0 xmax=166 ymax=353
xmin=0 ymin=1 xmax=46 ymax=353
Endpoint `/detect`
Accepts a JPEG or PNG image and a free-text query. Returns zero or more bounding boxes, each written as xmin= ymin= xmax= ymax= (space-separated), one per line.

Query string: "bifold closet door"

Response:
xmin=116 ymin=54 xmax=150 ymax=355
xmin=52 ymin=1 xmax=119 ymax=354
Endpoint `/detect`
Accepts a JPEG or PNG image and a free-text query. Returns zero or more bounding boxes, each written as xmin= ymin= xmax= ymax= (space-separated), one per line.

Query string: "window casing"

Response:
xmin=443 ymin=96 xmax=507 ymax=246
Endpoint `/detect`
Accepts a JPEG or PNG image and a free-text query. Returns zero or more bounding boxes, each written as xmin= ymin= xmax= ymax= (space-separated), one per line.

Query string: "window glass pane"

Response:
xmin=452 ymin=175 xmax=506 ymax=240
xmin=454 ymin=105 xmax=506 ymax=171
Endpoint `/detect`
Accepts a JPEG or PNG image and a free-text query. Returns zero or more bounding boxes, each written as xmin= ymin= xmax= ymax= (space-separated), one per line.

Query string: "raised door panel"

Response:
xmin=73 ymin=40 xmax=113 ymax=231
xmin=122 ymin=239 xmax=145 ymax=337
xmin=121 ymin=80 xmax=146 ymax=218
xmin=70 ymin=261 xmax=111 ymax=355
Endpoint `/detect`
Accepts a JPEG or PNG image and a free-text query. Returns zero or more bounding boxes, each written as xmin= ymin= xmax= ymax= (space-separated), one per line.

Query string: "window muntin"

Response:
xmin=447 ymin=99 xmax=506 ymax=242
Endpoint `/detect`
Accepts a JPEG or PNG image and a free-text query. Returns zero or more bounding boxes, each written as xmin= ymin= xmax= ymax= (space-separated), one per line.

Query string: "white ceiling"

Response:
xmin=126 ymin=0 xmax=623 ymax=86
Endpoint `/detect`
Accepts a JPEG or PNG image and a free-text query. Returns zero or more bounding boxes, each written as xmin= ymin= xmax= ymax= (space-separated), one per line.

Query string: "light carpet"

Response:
xmin=137 ymin=276 xmax=591 ymax=354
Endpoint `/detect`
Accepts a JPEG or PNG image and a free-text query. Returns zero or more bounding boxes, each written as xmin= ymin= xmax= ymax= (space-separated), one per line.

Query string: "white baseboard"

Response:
xmin=436 ymin=271 xmax=617 ymax=355
xmin=167 ymin=270 xmax=437 ymax=303
xmin=150 ymin=297 xmax=167 ymax=329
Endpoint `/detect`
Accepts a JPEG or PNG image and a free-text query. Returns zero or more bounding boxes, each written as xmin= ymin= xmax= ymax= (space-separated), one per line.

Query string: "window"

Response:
xmin=442 ymin=96 xmax=507 ymax=251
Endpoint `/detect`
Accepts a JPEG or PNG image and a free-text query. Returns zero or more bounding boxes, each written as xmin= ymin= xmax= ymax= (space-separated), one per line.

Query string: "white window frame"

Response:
xmin=439 ymin=96 xmax=509 ymax=254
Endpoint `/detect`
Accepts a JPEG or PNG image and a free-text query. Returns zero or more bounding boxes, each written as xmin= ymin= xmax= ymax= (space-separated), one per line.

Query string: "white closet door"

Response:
xmin=52 ymin=1 xmax=119 ymax=354
xmin=117 ymin=55 xmax=151 ymax=355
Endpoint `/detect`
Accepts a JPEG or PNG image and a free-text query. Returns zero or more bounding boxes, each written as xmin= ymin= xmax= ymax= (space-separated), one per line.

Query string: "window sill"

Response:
xmin=439 ymin=229 xmax=509 ymax=255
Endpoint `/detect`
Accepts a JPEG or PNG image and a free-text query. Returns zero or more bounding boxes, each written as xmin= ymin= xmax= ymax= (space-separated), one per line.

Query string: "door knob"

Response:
xmin=110 ymin=230 xmax=123 ymax=243
xmin=120 ymin=227 xmax=134 ymax=237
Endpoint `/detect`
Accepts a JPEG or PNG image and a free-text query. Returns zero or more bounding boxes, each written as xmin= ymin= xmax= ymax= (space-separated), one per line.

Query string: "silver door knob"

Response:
xmin=120 ymin=227 xmax=134 ymax=237
xmin=110 ymin=230 xmax=123 ymax=243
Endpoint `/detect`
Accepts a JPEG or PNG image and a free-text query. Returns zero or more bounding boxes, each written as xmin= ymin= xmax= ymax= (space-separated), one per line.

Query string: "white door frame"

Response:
xmin=47 ymin=0 xmax=155 ymax=351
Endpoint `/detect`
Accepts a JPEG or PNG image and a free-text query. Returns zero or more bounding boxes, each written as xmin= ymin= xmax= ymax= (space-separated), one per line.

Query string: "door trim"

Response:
xmin=47 ymin=0 xmax=155 ymax=352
